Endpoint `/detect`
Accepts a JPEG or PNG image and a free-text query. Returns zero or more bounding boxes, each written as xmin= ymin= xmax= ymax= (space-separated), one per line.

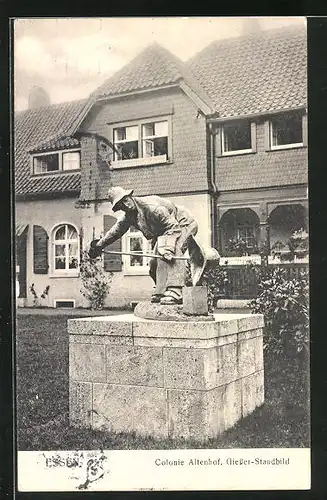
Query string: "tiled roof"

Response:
xmin=27 ymin=173 xmax=81 ymax=195
xmin=15 ymin=99 xmax=86 ymax=196
xmin=29 ymin=136 xmax=80 ymax=154
xmin=92 ymin=42 xmax=214 ymax=110
xmin=188 ymin=24 xmax=307 ymax=117
xmin=15 ymin=25 xmax=307 ymax=198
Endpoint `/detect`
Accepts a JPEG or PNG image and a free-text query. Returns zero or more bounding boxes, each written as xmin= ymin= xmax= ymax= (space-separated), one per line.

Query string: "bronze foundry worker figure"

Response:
xmin=88 ymin=186 xmax=198 ymax=305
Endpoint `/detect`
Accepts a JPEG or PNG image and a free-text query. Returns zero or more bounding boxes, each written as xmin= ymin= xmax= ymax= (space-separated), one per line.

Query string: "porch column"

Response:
xmin=217 ymin=218 xmax=224 ymax=255
xmin=216 ymin=207 xmax=225 ymax=255
xmin=258 ymin=202 xmax=270 ymax=264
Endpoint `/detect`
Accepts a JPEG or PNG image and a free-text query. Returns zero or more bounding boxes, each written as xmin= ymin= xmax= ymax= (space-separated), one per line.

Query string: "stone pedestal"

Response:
xmin=68 ymin=313 xmax=264 ymax=441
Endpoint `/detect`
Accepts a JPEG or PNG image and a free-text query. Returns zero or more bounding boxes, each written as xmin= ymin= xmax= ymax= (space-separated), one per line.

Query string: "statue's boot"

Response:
xmin=150 ymin=293 xmax=164 ymax=303
xmin=160 ymin=287 xmax=183 ymax=305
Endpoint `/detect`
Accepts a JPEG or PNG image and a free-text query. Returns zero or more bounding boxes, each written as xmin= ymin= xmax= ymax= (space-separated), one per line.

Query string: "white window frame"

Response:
xmin=111 ymin=116 xmax=171 ymax=169
xmin=122 ymin=229 xmax=152 ymax=276
xmin=113 ymin=125 xmax=139 ymax=162
xmin=31 ymin=148 xmax=81 ymax=176
xmin=62 ymin=151 xmax=81 ymax=171
xmin=269 ymin=114 xmax=304 ymax=150
xmin=221 ymin=121 xmax=255 ymax=156
xmin=236 ymin=226 xmax=256 ymax=245
xmin=141 ymin=120 xmax=169 ymax=158
xmin=50 ymin=223 xmax=80 ymax=278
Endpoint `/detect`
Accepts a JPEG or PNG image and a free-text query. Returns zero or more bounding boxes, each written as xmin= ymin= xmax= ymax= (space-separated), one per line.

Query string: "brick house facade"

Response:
xmin=212 ymin=115 xmax=308 ymax=260
xmin=189 ymin=24 xmax=308 ymax=264
xmin=15 ymin=24 xmax=308 ymax=308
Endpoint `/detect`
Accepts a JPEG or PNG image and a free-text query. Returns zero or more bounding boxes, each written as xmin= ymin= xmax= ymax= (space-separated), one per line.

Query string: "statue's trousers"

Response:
xmin=149 ymin=220 xmax=198 ymax=294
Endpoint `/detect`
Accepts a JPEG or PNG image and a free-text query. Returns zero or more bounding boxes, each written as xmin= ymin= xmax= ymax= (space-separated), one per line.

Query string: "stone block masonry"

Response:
xmin=68 ymin=313 xmax=264 ymax=441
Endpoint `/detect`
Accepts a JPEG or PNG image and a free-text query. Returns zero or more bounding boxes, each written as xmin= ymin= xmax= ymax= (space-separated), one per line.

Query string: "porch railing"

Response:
xmin=218 ymin=262 xmax=309 ymax=300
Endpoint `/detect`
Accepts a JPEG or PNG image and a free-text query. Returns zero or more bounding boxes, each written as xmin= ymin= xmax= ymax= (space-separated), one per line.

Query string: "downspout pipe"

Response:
xmin=207 ymin=122 xmax=219 ymax=249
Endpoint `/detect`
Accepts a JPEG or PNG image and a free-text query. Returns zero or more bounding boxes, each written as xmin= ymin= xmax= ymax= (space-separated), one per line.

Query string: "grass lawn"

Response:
xmin=16 ymin=313 xmax=310 ymax=450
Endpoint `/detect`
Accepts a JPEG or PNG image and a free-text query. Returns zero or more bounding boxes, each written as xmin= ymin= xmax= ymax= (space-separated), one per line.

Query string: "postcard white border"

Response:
xmin=17 ymin=447 xmax=311 ymax=491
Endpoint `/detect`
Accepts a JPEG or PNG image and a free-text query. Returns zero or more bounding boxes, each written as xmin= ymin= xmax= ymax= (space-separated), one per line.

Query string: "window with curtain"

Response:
xmin=62 ymin=151 xmax=80 ymax=170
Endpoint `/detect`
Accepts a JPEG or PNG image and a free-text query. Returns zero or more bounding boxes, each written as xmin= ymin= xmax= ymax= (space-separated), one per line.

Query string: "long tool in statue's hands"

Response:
xmin=88 ymin=239 xmax=184 ymax=262
xmin=157 ymin=247 xmax=175 ymax=262
xmin=102 ymin=249 xmax=188 ymax=261
xmin=88 ymin=235 xmax=220 ymax=286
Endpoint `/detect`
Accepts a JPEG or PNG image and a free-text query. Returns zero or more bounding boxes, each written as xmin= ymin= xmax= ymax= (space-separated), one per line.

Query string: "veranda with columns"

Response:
xmin=217 ymin=196 xmax=308 ymax=265
xmin=214 ymin=194 xmax=308 ymax=300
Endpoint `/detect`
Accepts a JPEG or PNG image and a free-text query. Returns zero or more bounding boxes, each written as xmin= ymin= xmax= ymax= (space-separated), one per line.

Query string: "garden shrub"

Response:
xmin=29 ymin=284 xmax=50 ymax=306
xmin=80 ymin=251 xmax=112 ymax=310
xmin=250 ymin=265 xmax=309 ymax=356
xmin=186 ymin=262 xmax=229 ymax=313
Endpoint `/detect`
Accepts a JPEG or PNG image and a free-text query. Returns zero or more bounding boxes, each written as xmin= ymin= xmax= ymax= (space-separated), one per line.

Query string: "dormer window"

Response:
xmin=269 ymin=112 xmax=303 ymax=149
xmin=221 ymin=120 xmax=255 ymax=156
xmin=33 ymin=153 xmax=59 ymax=174
xmin=32 ymin=149 xmax=81 ymax=175
xmin=62 ymin=151 xmax=80 ymax=171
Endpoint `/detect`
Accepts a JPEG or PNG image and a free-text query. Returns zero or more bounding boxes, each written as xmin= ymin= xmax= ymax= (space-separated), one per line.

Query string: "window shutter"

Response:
xmin=103 ymin=215 xmax=122 ymax=272
xmin=33 ymin=225 xmax=48 ymax=274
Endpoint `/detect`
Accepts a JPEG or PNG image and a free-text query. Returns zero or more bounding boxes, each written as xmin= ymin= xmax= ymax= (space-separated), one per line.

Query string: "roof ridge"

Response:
xmin=92 ymin=42 xmax=182 ymax=98
xmin=166 ymin=49 xmax=215 ymax=109
xmin=28 ymin=133 xmax=80 ymax=153
xmin=92 ymin=41 xmax=214 ymax=110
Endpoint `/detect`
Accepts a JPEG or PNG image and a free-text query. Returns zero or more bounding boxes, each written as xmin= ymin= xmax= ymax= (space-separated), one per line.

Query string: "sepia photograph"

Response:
xmin=14 ymin=16 xmax=310 ymax=491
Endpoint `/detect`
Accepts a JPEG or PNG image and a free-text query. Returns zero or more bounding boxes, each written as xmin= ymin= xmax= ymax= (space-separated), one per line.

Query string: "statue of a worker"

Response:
xmin=88 ymin=186 xmax=198 ymax=305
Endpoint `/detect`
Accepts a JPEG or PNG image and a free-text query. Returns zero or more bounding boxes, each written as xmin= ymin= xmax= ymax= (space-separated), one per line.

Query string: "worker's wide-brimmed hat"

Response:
xmin=188 ymin=235 xmax=220 ymax=286
xmin=107 ymin=186 xmax=134 ymax=211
